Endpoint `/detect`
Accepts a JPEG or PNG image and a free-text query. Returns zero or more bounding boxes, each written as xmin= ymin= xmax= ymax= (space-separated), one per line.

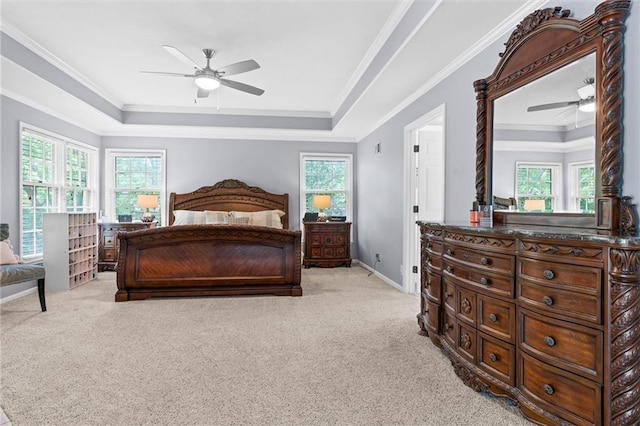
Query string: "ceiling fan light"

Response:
xmin=194 ymin=75 xmax=220 ymax=91
xmin=578 ymin=98 xmax=596 ymax=113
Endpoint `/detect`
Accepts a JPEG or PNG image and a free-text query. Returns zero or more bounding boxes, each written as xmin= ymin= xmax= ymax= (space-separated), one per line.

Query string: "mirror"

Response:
xmin=473 ymin=1 xmax=635 ymax=232
xmin=493 ymin=53 xmax=595 ymax=214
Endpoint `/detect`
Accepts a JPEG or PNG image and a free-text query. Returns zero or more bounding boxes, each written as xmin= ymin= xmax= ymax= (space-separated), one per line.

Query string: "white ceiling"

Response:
xmin=0 ymin=0 xmax=546 ymax=142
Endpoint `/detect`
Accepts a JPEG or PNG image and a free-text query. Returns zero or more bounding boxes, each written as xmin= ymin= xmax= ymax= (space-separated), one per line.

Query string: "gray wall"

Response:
xmin=100 ymin=136 xmax=357 ymax=234
xmin=355 ymin=0 xmax=640 ymax=285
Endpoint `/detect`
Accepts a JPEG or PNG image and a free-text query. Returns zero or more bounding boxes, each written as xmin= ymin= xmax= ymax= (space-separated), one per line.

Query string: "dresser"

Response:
xmin=98 ymin=222 xmax=155 ymax=272
xmin=303 ymin=222 xmax=351 ymax=268
xmin=418 ymin=222 xmax=640 ymax=426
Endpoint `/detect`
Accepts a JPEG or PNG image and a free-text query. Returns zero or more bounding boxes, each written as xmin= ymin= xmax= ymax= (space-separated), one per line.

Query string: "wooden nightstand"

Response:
xmin=303 ymin=222 xmax=352 ymax=268
xmin=98 ymin=222 xmax=155 ymax=272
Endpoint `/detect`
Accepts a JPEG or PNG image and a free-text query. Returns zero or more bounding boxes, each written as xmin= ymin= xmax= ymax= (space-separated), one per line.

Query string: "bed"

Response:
xmin=115 ymin=179 xmax=302 ymax=301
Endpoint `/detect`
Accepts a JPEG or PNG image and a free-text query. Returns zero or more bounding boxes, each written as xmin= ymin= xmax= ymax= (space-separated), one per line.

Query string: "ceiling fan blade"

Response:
xmin=527 ymin=100 xmax=579 ymax=112
xmin=162 ymin=45 xmax=202 ymax=70
xmin=220 ymin=78 xmax=265 ymax=96
xmin=140 ymin=71 xmax=193 ymax=77
xmin=216 ymin=60 xmax=260 ymax=77
xmin=197 ymin=88 xmax=210 ymax=98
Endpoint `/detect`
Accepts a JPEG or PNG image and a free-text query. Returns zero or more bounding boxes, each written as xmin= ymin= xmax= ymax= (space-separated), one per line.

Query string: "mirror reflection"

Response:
xmin=492 ymin=53 xmax=595 ymax=213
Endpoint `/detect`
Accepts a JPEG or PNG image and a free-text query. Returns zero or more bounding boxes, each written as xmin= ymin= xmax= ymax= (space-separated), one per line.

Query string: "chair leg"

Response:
xmin=37 ymin=278 xmax=47 ymax=312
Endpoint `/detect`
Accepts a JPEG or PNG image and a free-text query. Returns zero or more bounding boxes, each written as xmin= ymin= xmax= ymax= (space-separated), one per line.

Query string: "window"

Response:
xmin=105 ymin=150 xmax=166 ymax=224
xmin=300 ymin=154 xmax=352 ymax=222
xmin=568 ymin=161 xmax=595 ymax=213
xmin=515 ymin=162 xmax=562 ymax=211
xmin=20 ymin=125 xmax=97 ymax=259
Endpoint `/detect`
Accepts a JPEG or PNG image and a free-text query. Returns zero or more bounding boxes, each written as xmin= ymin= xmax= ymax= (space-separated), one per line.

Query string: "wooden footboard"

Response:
xmin=115 ymin=225 xmax=302 ymax=301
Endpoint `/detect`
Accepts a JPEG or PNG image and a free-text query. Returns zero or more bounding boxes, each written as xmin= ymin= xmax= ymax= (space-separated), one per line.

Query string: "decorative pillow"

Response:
xmin=225 ymin=216 xmax=250 ymax=225
xmin=204 ymin=211 xmax=230 ymax=224
xmin=0 ymin=240 xmax=20 ymax=265
xmin=230 ymin=210 xmax=285 ymax=229
xmin=172 ymin=210 xmax=206 ymax=225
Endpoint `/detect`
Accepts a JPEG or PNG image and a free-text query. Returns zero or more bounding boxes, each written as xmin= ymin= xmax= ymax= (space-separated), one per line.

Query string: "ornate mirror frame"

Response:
xmin=474 ymin=0 xmax=636 ymax=233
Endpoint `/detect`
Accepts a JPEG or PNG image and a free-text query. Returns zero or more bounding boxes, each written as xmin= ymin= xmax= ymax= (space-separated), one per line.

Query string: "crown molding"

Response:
xmin=494 ymin=137 xmax=593 ymax=153
xmin=122 ymin=103 xmax=331 ymax=118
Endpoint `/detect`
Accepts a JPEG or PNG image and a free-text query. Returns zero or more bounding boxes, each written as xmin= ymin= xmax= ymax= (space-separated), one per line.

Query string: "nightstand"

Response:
xmin=98 ymin=222 xmax=155 ymax=272
xmin=303 ymin=222 xmax=352 ymax=268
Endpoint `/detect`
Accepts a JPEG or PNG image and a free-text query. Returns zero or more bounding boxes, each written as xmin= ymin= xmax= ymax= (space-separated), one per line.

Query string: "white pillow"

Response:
xmin=204 ymin=210 xmax=230 ymax=224
xmin=172 ymin=210 xmax=206 ymax=225
xmin=0 ymin=240 xmax=20 ymax=265
xmin=230 ymin=210 xmax=285 ymax=229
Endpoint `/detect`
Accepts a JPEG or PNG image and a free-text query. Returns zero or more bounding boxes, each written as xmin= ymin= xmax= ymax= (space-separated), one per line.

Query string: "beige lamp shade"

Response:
xmin=523 ymin=199 xmax=546 ymax=211
xmin=137 ymin=194 xmax=158 ymax=209
xmin=312 ymin=195 xmax=331 ymax=210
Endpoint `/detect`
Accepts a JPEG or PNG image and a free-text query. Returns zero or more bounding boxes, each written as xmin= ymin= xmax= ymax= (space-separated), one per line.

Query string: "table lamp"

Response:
xmin=523 ymin=199 xmax=546 ymax=212
xmin=312 ymin=195 xmax=331 ymax=221
xmin=137 ymin=194 xmax=158 ymax=222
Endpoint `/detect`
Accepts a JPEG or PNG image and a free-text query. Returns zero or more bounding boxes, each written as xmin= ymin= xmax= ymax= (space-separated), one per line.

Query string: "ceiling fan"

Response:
xmin=141 ymin=45 xmax=264 ymax=99
xmin=527 ymin=78 xmax=595 ymax=113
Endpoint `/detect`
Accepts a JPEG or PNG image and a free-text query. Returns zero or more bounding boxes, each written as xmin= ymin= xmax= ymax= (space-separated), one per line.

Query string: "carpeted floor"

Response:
xmin=0 ymin=267 xmax=533 ymax=425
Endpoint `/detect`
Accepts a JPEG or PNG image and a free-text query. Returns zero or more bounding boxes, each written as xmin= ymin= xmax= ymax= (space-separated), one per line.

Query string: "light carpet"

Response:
xmin=1 ymin=267 xmax=533 ymax=425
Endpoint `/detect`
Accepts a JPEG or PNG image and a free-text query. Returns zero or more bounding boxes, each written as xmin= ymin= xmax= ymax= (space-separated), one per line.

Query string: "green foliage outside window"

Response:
xmin=577 ymin=166 xmax=595 ymax=213
xmin=304 ymin=159 xmax=347 ymax=217
xmin=516 ymin=166 xmax=554 ymax=211
xmin=113 ymin=156 xmax=162 ymax=223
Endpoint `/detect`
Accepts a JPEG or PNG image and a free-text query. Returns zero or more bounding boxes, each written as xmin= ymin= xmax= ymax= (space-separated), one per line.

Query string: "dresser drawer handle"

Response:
xmin=427 ymin=257 xmax=432 ymax=265
xmin=481 ymin=257 xmax=489 ymax=265
xmin=543 ymin=269 xmax=555 ymax=280
xmin=544 ymin=336 xmax=556 ymax=347
xmin=446 ymin=266 xmax=453 ymax=274
xmin=446 ymin=249 xmax=453 ymax=256
xmin=463 ymin=253 xmax=470 ymax=261
xmin=543 ymin=384 xmax=555 ymax=395
xmin=443 ymin=322 xmax=450 ymax=331
xmin=489 ymin=313 xmax=497 ymax=322
xmin=542 ymin=296 xmax=554 ymax=306
xmin=427 ymin=243 xmax=432 ymax=249
xmin=489 ymin=353 xmax=498 ymax=362
xmin=444 ymin=292 xmax=450 ymax=301
xmin=480 ymin=277 xmax=489 ymax=285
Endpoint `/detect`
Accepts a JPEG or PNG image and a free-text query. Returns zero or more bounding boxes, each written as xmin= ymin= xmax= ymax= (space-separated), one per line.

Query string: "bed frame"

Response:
xmin=115 ymin=179 xmax=302 ymax=301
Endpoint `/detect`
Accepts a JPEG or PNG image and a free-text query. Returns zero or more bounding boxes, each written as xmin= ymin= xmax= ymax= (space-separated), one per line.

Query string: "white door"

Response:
xmin=403 ymin=105 xmax=445 ymax=294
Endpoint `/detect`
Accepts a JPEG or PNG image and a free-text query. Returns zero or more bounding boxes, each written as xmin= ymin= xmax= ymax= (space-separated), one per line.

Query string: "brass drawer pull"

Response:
xmin=427 ymin=243 xmax=432 ymax=249
xmin=446 ymin=249 xmax=454 ymax=256
xmin=544 ymin=336 xmax=556 ymax=347
xmin=489 ymin=313 xmax=497 ymax=322
xmin=542 ymin=295 xmax=554 ymax=306
xmin=480 ymin=277 xmax=489 ymax=285
xmin=543 ymin=384 xmax=555 ymax=395
xmin=443 ymin=322 xmax=450 ymax=331
xmin=427 ymin=257 xmax=432 ymax=265
xmin=481 ymin=257 xmax=489 ymax=265
xmin=489 ymin=353 xmax=498 ymax=362
xmin=444 ymin=292 xmax=450 ymax=301
xmin=463 ymin=253 xmax=470 ymax=260
xmin=446 ymin=266 xmax=453 ymax=274
xmin=543 ymin=269 xmax=555 ymax=280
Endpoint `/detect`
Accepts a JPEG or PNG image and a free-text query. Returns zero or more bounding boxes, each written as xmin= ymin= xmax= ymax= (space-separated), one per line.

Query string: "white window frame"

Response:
xmin=299 ymin=153 xmax=353 ymax=229
xmin=104 ymin=149 xmax=167 ymax=225
xmin=568 ymin=160 xmax=596 ymax=212
xmin=514 ymin=161 xmax=563 ymax=211
xmin=20 ymin=123 xmax=98 ymax=260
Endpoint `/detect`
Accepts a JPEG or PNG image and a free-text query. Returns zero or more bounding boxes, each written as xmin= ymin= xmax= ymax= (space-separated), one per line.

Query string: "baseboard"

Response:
xmin=0 ymin=286 xmax=37 ymax=304
xmin=355 ymin=260 xmax=403 ymax=292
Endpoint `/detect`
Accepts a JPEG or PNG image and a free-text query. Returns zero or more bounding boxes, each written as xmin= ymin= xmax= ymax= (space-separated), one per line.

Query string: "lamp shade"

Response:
xmin=312 ymin=195 xmax=331 ymax=210
xmin=523 ymin=199 xmax=546 ymax=211
xmin=137 ymin=194 xmax=158 ymax=209
xmin=195 ymin=75 xmax=221 ymax=91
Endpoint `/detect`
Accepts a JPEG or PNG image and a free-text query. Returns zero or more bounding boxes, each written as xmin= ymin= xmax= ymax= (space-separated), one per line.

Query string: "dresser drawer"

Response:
xmin=424 ymin=298 xmax=440 ymax=337
xmin=520 ymin=308 xmax=603 ymax=381
xmin=310 ymin=233 xmax=346 ymax=245
xmin=442 ymin=278 xmax=456 ymax=315
xmin=477 ymin=294 xmax=516 ymax=343
xmin=426 ymin=252 xmax=442 ymax=273
xmin=519 ymin=351 xmax=601 ymax=426
xmin=478 ymin=331 xmax=515 ymax=386
xmin=425 ymin=270 xmax=441 ymax=303
xmin=444 ymin=261 xmax=514 ymax=298
xmin=443 ymin=244 xmax=515 ymax=275
xmin=101 ymin=248 xmax=117 ymax=261
xmin=519 ymin=258 xmax=601 ymax=294
xmin=442 ymin=310 xmax=456 ymax=348
xmin=457 ymin=322 xmax=476 ymax=363
xmin=519 ymin=238 xmax=604 ymax=267
xmin=425 ymin=239 xmax=442 ymax=255
xmin=518 ymin=279 xmax=601 ymax=324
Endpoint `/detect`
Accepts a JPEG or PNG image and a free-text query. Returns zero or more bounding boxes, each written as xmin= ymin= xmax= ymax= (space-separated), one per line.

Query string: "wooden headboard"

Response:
xmin=168 ymin=179 xmax=290 ymax=229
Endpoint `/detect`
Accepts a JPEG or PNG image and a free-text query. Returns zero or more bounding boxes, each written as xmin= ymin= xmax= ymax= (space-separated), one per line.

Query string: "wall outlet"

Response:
xmin=375 ymin=253 xmax=381 ymax=262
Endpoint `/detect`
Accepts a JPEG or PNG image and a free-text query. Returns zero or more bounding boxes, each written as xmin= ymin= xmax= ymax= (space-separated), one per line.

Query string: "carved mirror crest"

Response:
xmin=474 ymin=0 xmax=636 ymax=233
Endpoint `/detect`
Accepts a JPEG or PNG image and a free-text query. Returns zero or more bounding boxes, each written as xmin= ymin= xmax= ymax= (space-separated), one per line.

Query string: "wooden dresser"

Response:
xmin=98 ymin=222 xmax=155 ymax=272
xmin=303 ymin=222 xmax=351 ymax=268
xmin=418 ymin=222 xmax=640 ymax=426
